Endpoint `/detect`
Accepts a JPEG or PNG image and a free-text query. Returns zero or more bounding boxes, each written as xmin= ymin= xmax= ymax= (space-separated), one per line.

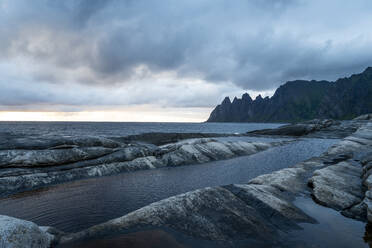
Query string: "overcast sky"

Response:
xmin=1 ymin=0 xmax=372 ymax=121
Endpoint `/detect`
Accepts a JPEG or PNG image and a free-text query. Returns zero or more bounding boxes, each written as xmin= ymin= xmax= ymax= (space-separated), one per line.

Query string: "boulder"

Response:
xmin=364 ymin=191 xmax=372 ymax=222
xmin=354 ymin=113 xmax=372 ymax=120
xmin=0 ymin=215 xmax=56 ymax=248
xmin=249 ymin=167 xmax=308 ymax=193
xmin=308 ymin=161 xmax=363 ymax=210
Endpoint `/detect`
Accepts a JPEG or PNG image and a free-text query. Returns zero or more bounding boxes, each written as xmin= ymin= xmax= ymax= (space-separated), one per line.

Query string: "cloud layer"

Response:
xmin=1 ymin=0 xmax=372 ymax=112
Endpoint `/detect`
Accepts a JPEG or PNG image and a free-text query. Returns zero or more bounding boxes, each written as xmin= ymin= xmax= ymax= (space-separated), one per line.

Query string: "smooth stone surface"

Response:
xmin=309 ymin=161 xmax=363 ymax=210
xmin=0 ymin=138 xmax=283 ymax=197
xmin=248 ymin=119 xmax=335 ymax=136
xmin=354 ymin=114 xmax=372 ymax=120
xmin=60 ymin=185 xmax=314 ymax=244
xmin=0 ymin=147 xmax=114 ymax=168
xmin=0 ymin=215 xmax=55 ymax=248
xmin=249 ymin=167 xmax=308 ymax=193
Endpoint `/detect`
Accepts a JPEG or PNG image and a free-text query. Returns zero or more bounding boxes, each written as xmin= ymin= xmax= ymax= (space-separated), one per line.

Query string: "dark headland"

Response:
xmin=207 ymin=67 xmax=372 ymax=123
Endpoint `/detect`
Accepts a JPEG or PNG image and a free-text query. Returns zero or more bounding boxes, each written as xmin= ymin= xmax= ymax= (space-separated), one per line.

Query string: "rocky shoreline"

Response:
xmin=58 ymin=117 xmax=372 ymax=247
xmin=1 ymin=116 xmax=371 ymax=247
xmin=0 ymin=136 xmax=289 ymax=198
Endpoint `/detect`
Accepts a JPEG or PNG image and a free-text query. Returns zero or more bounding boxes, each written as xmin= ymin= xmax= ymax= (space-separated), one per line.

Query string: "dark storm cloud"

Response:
xmin=1 ymin=0 xmax=372 ymax=109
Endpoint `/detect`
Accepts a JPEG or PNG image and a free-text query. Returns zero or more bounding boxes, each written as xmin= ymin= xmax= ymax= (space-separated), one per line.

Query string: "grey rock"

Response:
xmin=123 ymin=132 xmax=229 ymax=146
xmin=248 ymin=119 xmax=335 ymax=136
xmin=0 ymin=147 xmax=114 ymax=168
xmin=223 ymin=184 xmax=315 ymax=226
xmin=0 ymin=135 xmax=122 ymax=150
xmin=326 ymin=139 xmax=365 ymax=155
xmin=249 ymin=167 xmax=308 ymax=193
xmin=0 ymin=215 xmax=55 ymax=248
xmin=354 ymin=114 xmax=372 ymax=120
xmin=342 ymin=200 xmax=367 ymax=220
xmin=361 ymin=153 xmax=372 ymax=166
xmin=60 ymin=185 xmax=314 ymax=244
xmin=308 ymin=161 xmax=363 ymax=210
xmin=363 ymin=173 xmax=372 ymax=189
xmin=364 ymin=191 xmax=372 ymax=222
xmin=0 ymin=138 xmax=280 ymax=197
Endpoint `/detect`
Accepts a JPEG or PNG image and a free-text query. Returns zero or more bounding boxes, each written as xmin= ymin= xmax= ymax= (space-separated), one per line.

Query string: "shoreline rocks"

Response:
xmin=0 ymin=137 xmax=287 ymax=197
xmin=354 ymin=114 xmax=372 ymax=121
xmin=58 ymin=118 xmax=372 ymax=246
xmin=308 ymin=161 xmax=364 ymax=211
xmin=60 ymin=185 xmax=315 ymax=244
xmin=248 ymin=119 xmax=336 ymax=136
xmin=1 ymin=116 xmax=372 ymax=247
xmin=0 ymin=215 xmax=61 ymax=248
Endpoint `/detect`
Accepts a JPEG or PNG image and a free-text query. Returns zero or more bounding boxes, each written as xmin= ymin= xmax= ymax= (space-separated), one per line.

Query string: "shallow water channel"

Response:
xmin=0 ymin=138 xmax=338 ymax=233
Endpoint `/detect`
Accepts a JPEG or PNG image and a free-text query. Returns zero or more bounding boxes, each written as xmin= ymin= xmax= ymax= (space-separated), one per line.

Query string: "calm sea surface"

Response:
xmin=0 ymin=121 xmax=283 ymax=137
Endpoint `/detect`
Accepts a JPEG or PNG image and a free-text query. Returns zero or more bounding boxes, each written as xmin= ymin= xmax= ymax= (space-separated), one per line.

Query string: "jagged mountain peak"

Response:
xmin=207 ymin=67 xmax=372 ymax=122
xmin=221 ymin=96 xmax=231 ymax=105
xmin=255 ymin=94 xmax=263 ymax=101
xmin=363 ymin=66 xmax=372 ymax=74
xmin=242 ymin=93 xmax=252 ymax=101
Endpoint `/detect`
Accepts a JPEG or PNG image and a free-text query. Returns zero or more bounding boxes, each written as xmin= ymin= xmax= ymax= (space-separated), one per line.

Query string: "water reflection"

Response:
xmin=58 ymin=229 xmax=189 ymax=248
xmin=289 ymin=197 xmax=368 ymax=248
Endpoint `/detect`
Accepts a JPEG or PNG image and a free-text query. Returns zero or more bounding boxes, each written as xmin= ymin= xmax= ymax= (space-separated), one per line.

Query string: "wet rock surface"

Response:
xmin=0 ymin=215 xmax=59 ymax=248
xmin=248 ymin=119 xmax=363 ymax=138
xmin=60 ymin=185 xmax=315 ymax=244
xmin=248 ymin=119 xmax=336 ymax=136
xmin=309 ymin=161 xmax=364 ymax=210
xmin=122 ymin=132 xmax=229 ymax=146
xmin=354 ymin=114 xmax=372 ymax=121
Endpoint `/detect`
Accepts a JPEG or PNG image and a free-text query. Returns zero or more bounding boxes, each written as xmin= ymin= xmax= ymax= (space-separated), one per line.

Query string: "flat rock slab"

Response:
xmin=308 ymin=161 xmax=363 ymax=210
xmin=0 ymin=147 xmax=114 ymax=168
xmin=249 ymin=167 xmax=308 ymax=193
xmin=0 ymin=215 xmax=55 ymax=248
xmin=60 ymin=184 xmax=314 ymax=245
xmin=248 ymin=119 xmax=335 ymax=137
xmin=0 ymin=137 xmax=282 ymax=197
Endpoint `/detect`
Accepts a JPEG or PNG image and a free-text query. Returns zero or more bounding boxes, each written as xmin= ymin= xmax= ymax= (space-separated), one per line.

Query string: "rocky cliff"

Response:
xmin=208 ymin=67 xmax=372 ymax=122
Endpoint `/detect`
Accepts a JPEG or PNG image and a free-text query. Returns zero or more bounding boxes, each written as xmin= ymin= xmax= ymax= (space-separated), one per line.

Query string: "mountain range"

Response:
xmin=207 ymin=67 xmax=372 ymax=122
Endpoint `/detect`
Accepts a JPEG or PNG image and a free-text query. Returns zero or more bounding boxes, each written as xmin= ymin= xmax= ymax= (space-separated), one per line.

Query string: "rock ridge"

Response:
xmin=0 ymin=137 xmax=286 ymax=197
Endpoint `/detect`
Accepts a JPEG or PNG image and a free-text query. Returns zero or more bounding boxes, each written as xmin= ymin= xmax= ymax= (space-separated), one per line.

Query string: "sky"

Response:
xmin=1 ymin=0 xmax=372 ymax=122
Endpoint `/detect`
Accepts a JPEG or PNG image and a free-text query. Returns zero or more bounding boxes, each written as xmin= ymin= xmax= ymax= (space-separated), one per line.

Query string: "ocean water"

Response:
xmin=0 ymin=121 xmax=283 ymax=137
